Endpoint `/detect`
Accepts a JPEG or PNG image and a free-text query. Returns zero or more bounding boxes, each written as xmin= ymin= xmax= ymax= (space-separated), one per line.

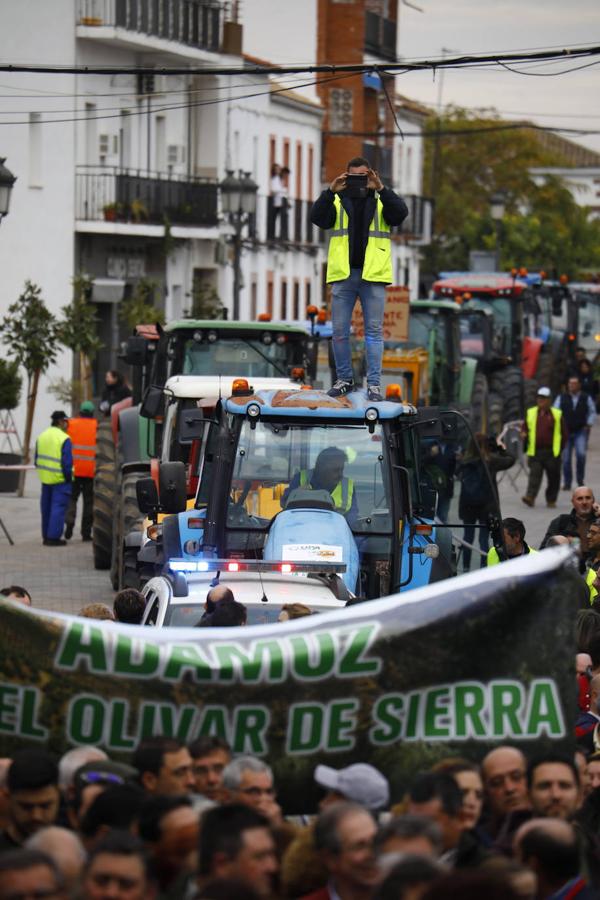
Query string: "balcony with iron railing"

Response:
xmin=396 ymin=195 xmax=434 ymax=245
xmin=364 ymin=11 xmax=397 ymax=62
xmin=76 ymin=166 xmax=219 ymax=227
xmin=77 ymin=0 xmax=226 ymax=52
xmin=245 ymin=195 xmax=321 ymax=249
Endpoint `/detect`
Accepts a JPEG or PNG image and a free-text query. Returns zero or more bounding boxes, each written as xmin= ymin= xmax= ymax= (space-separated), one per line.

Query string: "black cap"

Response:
xmin=51 ymin=410 xmax=68 ymax=422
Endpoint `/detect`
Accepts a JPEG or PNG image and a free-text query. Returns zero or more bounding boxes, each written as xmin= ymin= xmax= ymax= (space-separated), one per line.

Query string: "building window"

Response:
xmin=267 ymin=271 xmax=274 ymax=318
xmin=280 ymin=279 xmax=288 ymax=320
xmin=308 ymin=144 xmax=314 ymax=199
xmin=293 ymin=279 xmax=300 ymax=320
xmin=305 ymin=279 xmax=312 ymax=311
xmin=28 ymin=112 xmax=42 ymax=187
xmin=295 ymin=142 xmax=303 ymax=200
xmin=250 ymin=276 xmax=258 ymax=320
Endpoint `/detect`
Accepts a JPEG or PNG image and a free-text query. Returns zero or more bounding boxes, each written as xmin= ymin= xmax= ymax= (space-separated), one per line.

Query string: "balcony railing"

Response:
xmin=78 ymin=0 xmax=224 ymax=52
xmin=241 ymin=196 xmax=318 ymax=248
xmin=76 ymin=166 xmax=218 ymax=226
xmin=364 ymin=11 xmax=397 ymax=62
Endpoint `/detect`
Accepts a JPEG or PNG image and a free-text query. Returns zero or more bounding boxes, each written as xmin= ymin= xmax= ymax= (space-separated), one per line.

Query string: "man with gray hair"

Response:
xmin=58 ymin=745 xmax=108 ymax=799
xmin=299 ymin=801 xmax=379 ymax=900
xmin=25 ymin=826 xmax=87 ymax=895
xmin=222 ymin=757 xmax=276 ymax=818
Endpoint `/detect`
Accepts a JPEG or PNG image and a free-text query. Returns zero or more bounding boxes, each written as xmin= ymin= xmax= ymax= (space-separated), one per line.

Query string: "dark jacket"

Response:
xmin=541 ymin=508 xmax=595 ymax=550
xmin=310 ymin=187 xmax=409 ymax=268
xmin=458 ymin=447 xmax=514 ymax=519
xmin=558 ymin=391 xmax=591 ymax=434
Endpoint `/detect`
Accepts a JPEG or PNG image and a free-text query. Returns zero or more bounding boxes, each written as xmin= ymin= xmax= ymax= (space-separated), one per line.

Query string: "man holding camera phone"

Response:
xmin=310 ymin=157 xmax=408 ymax=401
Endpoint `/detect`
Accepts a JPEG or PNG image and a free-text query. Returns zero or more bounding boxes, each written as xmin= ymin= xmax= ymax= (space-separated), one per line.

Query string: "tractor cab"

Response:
xmin=434 ymin=273 xmax=529 ymax=430
xmin=569 ymin=283 xmax=600 ymax=361
xmin=144 ymin=386 xmax=501 ymax=605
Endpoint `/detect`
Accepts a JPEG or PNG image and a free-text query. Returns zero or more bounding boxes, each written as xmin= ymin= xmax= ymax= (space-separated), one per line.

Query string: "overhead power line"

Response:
xmin=0 ymin=44 xmax=599 ymax=77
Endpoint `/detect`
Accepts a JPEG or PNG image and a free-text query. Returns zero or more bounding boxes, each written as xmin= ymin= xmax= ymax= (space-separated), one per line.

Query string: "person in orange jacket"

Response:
xmin=64 ymin=400 xmax=97 ymax=541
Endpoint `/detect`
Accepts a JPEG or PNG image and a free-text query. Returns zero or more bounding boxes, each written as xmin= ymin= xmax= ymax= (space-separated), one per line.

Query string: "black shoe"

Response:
xmin=367 ymin=385 xmax=384 ymax=402
xmin=328 ymin=380 xmax=354 ymax=398
xmin=82 ymin=535 xmax=92 ymax=542
xmin=64 ymin=527 xmax=73 ymax=540
xmin=44 ymin=539 xmax=67 ymax=546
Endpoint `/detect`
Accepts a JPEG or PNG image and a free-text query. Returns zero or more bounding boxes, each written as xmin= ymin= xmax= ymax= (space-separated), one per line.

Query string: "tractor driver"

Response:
xmin=283 ymin=447 xmax=358 ymax=526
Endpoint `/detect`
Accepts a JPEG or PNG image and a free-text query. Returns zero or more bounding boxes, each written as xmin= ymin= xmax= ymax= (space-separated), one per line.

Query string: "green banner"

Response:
xmin=0 ymin=548 xmax=578 ymax=812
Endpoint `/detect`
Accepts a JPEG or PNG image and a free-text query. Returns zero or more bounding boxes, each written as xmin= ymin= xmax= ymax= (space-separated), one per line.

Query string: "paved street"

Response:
xmin=1 ymin=426 xmax=599 ymax=614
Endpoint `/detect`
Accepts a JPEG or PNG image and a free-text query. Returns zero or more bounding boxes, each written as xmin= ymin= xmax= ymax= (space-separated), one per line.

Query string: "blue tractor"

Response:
xmin=137 ymin=384 xmax=502 ymax=603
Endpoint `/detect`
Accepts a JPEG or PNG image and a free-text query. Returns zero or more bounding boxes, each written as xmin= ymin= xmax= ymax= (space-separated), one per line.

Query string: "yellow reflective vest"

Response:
xmin=299 ymin=470 xmax=354 ymax=513
xmin=526 ymin=406 xmax=562 ymax=457
xmin=587 ymin=566 xmax=598 ymax=603
xmin=35 ymin=426 xmax=69 ymax=485
xmin=326 ymin=194 xmax=392 ymax=283
xmin=487 ymin=545 xmax=537 ymax=566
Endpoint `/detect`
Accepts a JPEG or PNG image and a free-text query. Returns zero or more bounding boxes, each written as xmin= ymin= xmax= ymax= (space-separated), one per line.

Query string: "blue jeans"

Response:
xmin=562 ymin=429 xmax=588 ymax=488
xmin=40 ymin=482 xmax=72 ymax=540
xmin=331 ymin=269 xmax=385 ymax=386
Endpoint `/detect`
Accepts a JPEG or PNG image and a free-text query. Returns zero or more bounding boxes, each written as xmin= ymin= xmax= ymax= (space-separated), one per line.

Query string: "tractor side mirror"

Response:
xmin=159 ymin=462 xmax=188 ymax=514
xmin=140 ymin=385 xmax=163 ymax=419
xmin=136 ymin=477 xmax=159 ymax=516
xmin=121 ymin=335 xmax=148 ymax=366
xmin=178 ymin=407 xmax=204 ymax=444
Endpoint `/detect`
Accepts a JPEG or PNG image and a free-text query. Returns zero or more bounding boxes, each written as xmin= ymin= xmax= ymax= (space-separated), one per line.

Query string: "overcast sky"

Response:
xmin=395 ymin=0 xmax=600 ymax=155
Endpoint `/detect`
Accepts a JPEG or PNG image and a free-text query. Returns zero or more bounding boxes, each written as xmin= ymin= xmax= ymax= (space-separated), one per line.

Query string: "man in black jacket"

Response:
xmin=540 ymin=485 xmax=600 ymax=556
xmin=310 ymin=157 xmax=408 ymax=402
xmin=554 ymin=374 xmax=596 ymax=490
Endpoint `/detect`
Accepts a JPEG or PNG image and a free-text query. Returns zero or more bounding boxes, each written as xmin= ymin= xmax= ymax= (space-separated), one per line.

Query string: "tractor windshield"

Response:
xmin=182 ymin=337 xmax=293 ymax=378
xmin=226 ymin=419 xmax=392 ymax=536
xmin=463 ymin=297 xmax=512 ymax=356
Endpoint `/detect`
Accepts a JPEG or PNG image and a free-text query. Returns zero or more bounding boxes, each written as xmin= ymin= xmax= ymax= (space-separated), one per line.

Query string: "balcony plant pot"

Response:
xmin=0 ymin=453 xmax=21 ymax=493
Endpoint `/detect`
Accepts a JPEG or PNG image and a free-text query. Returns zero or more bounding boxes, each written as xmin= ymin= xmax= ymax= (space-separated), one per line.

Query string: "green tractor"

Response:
xmin=92 ymin=319 xmax=316 ymax=587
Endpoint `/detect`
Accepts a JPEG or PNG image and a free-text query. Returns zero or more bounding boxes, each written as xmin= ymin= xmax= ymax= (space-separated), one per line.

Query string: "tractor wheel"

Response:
xmin=122 ymin=547 xmax=142 ymax=590
xmin=115 ymin=471 xmax=145 ymax=591
xmin=470 ymin=372 xmax=488 ymax=434
xmin=490 ymin=365 xmax=524 ymax=424
xmin=93 ymin=470 xmax=115 ymax=569
xmin=488 ymin=392 xmax=504 ymax=437
xmin=92 ymin=420 xmax=116 ymax=570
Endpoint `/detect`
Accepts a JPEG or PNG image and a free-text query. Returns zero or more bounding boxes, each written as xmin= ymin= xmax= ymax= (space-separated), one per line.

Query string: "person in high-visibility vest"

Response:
xmin=310 ymin=157 xmax=408 ymax=403
xmin=282 ymin=447 xmax=358 ymax=524
xmin=487 ymin=517 xmax=537 ymax=565
xmin=521 ymin=387 xmax=566 ymax=509
xmin=64 ymin=400 xmax=97 ymax=542
xmin=35 ymin=410 xmax=72 ymax=546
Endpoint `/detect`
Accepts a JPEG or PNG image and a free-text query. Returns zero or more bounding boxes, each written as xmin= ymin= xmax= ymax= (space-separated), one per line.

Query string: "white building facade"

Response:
xmin=0 ymin=0 xmax=324 ymax=439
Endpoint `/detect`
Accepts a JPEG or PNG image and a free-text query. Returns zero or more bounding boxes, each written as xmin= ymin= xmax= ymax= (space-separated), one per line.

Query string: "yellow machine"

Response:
xmin=380 ymin=346 xmax=429 ymax=405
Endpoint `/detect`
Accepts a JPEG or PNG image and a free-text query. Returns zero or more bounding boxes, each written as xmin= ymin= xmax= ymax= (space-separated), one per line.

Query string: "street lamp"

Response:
xmin=219 ymin=169 xmax=258 ymax=320
xmin=490 ymin=191 xmax=506 ymax=271
xmin=0 ymin=158 xmax=17 ymax=226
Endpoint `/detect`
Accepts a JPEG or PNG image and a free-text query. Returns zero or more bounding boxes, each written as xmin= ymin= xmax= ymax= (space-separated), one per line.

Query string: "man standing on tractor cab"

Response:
xmin=35 ymin=411 xmax=72 ymax=547
xmin=64 ymin=400 xmax=97 ymax=542
xmin=310 ymin=157 xmax=408 ymax=402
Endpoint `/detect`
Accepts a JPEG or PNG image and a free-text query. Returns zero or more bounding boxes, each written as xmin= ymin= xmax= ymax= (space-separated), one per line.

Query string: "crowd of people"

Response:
xmin=3 ymin=737 xmax=600 ymax=899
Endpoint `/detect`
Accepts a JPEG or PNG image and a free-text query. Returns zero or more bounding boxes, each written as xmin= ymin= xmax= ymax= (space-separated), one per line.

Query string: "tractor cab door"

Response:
xmin=411 ymin=407 xmax=504 ymax=574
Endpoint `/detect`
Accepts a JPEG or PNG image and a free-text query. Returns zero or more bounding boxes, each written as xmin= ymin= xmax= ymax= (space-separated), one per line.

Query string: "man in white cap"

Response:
xmin=281 ymin=763 xmax=389 ymax=898
xmin=314 ymin=763 xmax=390 ymax=813
xmin=521 ymin=387 xmax=566 ymax=509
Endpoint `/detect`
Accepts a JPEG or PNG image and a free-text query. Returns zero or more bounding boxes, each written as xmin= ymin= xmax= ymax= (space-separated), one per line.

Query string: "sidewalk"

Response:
xmin=0 ymin=477 xmax=114 ymax=614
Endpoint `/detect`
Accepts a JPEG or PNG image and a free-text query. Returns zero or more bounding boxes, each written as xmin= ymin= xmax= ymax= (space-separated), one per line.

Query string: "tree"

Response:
xmin=56 ymin=274 xmax=103 ymax=407
xmin=119 ymin=278 xmax=166 ymax=330
xmin=420 ymin=108 xmax=600 ymax=275
xmin=0 ymin=281 xmax=60 ymax=494
xmin=186 ymin=281 xmax=224 ymax=320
